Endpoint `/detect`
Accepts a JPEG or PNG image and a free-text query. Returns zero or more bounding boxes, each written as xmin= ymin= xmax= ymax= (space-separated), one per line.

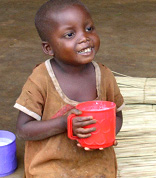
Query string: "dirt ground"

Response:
xmin=0 ymin=0 xmax=156 ymax=177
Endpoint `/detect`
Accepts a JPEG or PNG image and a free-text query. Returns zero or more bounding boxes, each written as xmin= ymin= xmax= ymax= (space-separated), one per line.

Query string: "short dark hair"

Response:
xmin=35 ymin=0 xmax=88 ymax=41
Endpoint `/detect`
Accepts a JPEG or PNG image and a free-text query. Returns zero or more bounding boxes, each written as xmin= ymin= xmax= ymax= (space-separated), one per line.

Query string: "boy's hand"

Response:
xmin=77 ymin=140 xmax=118 ymax=151
xmin=113 ymin=140 xmax=118 ymax=146
xmin=77 ymin=143 xmax=94 ymax=151
xmin=67 ymin=108 xmax=96 ymax=138
xmin=98 ymin=140 xmax=118 ymax=150
xmin=67 ymin=109 xmax=118 ymax=151
xmin=72 ymin=115 xmax=97 ymax=138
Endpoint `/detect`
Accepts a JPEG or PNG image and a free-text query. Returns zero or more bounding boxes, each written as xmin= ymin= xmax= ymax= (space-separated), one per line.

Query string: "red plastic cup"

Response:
xmin=68 ymin=101 xmax=116 ymax=149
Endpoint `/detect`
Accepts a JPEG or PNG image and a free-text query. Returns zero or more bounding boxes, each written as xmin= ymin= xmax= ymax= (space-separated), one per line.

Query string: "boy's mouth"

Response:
xmin=77 ymin=47 xmax=92 ymax=54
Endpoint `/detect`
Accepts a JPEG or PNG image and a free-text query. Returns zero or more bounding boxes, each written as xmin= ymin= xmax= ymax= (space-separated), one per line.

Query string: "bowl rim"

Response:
xmin=0 ymin=130 xmax=16 ymax=148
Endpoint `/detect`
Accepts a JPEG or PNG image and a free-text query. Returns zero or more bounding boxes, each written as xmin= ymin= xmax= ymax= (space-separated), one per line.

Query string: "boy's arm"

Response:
xmin=16 ymin=111 xmax=68 ymax=141
xmin=116 ymin=110 xmax=123 ymax=135
xmin=16 ymin=109 xmax=96 ymax=141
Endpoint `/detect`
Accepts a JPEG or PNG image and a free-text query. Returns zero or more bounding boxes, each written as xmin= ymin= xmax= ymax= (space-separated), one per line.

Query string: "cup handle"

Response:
xmin=67 ymin=114 xmax=79 ymax=140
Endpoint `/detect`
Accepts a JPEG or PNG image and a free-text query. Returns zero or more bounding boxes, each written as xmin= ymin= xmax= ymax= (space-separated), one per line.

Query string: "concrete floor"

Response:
xmin=0 ymin=0 xmax=156 ymax=177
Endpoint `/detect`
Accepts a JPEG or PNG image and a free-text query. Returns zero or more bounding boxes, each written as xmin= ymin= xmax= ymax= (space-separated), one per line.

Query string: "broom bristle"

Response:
xmin=115 ymin=76 xmax=156 ymax=104
xmin=113 ymin=75 xmax=156 ymax=177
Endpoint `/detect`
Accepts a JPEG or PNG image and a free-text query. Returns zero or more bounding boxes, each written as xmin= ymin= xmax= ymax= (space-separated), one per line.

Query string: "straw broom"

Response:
xmin=114 ymin=75 xmax=156 ymax=104
xmin=115 ymin=104 xmax=156 ymax=178
xmin=110 ymin=74 xmax=156 ymax=177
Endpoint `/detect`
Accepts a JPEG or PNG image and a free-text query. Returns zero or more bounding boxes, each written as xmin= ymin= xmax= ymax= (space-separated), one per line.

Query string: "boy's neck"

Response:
xmin=51 ymin=58 xmax=92 ymax=75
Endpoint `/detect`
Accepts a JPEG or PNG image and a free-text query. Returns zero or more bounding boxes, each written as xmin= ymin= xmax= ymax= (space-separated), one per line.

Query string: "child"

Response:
xmin=14 ymin=0 xmax=124 ymax=177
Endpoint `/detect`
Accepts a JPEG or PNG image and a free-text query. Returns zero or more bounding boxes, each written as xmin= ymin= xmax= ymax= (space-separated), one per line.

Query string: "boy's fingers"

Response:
xmin=74 ymin=116 xmax=93 ymax=122
xmin=77 ymin=133 xmax=91 ymax=138
xmin=77 ymin=144 xmax=104 ymax=151
xmin=77 ymin=143 xmax=82 ymax=148
xmin=113 ymin=140 xmax=118 ymax=146
xmin=68 ymin=109 xmax=82 ymax=115
xmin=76 ymin=127 xmax=96 ymax=134
xmin=84 ymin=147 xmax=91 ymax=151
xmin=77 ymin=143 xmax=93 ymax=151
xmin=73 ymin=118 xmax=96 ymax=127
xmin=77 ymin=144 xmax=92 ymax=151
xmin=84 ymin=147 xmax=95 ymax=151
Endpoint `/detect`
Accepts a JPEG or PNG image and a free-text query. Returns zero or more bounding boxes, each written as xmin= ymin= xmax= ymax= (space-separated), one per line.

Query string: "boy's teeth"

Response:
xmin=78 ymin=47 xmax=91 ymax=54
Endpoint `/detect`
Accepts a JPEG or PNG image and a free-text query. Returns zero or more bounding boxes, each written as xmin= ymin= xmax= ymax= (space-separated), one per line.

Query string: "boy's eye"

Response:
xmin=86 ymin=26 xmax=94 ymax=32
xmin=64 ymin=32 xmax=75 ymax=39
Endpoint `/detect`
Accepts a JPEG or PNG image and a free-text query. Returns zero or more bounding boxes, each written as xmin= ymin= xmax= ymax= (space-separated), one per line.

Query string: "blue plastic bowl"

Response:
xmin=0 ymin=130 xmax=17 ymax=177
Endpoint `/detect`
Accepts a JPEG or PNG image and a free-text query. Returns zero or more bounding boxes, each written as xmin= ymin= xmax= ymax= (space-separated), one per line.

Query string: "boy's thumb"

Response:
xmin=113 ymin=140 xmax=118 ymax=146
xmin=69 ymin=108 xmax=82 ymax=116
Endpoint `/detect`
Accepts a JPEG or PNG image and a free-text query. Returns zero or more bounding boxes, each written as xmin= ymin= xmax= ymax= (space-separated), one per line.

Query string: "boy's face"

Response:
xmin=43 ymin=5 xmax=100 ymax=66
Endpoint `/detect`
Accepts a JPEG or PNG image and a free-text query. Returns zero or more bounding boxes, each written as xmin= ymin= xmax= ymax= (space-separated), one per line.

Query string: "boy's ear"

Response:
xmin=42 ymin=41 xmax=54 ymax=56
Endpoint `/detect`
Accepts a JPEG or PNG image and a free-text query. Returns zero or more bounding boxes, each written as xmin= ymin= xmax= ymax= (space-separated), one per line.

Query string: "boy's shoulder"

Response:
xmin=96 ymin=62 xmax=114 ymax=77
xmin=30 ymin=61 xmax=48 ymax=78
xmin=27 ymin=61 xmax=49 ymax=87
xmin=32 ymin=61 xmax=47 ymax=74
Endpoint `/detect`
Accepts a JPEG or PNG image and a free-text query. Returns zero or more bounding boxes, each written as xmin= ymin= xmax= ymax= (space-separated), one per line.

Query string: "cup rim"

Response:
xmin=76 ymin=100 xmax=116 ymax=111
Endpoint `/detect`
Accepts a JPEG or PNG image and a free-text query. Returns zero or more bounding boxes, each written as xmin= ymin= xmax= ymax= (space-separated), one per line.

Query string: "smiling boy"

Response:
xmin=14 ymin=0 xmax=124 ymax=178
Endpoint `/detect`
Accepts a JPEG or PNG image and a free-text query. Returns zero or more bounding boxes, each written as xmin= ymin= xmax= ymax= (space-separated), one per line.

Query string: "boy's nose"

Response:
xmin=78 ymin=33 xmax=90 ymax=44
